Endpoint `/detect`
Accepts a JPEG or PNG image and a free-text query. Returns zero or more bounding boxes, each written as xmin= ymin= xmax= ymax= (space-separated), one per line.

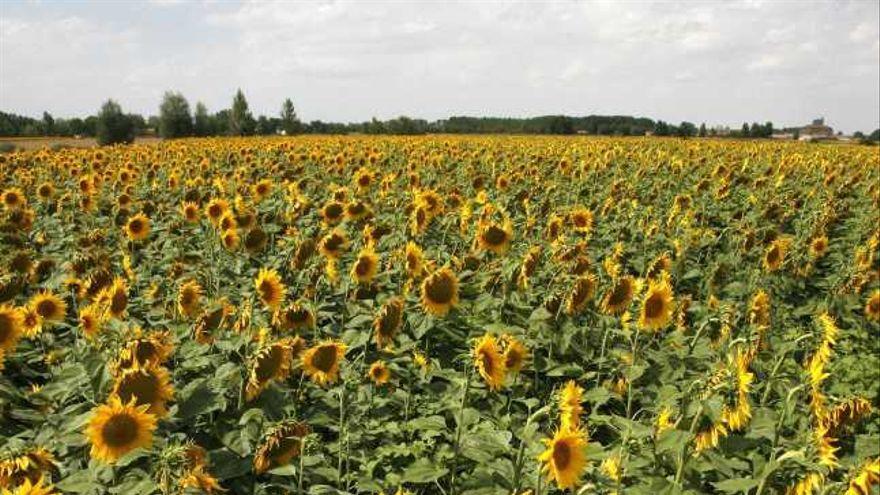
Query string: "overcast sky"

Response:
xmin=1 ymin=0 xmax=878 ymax=132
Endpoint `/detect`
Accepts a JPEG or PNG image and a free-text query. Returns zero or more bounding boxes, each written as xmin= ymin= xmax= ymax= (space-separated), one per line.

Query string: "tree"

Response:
xmin=229 ymin=89 xmax=255 ymax=136
xmin=95 ymin=99 xmax=135 ymax=146
xmin=280 ymin=98 xmax=301 ymax=135
xmin=763 ymin=121 xmax=774 ymax=138
xmin=868 ymin=129 xmax=880 ymax=142
xmin=194 ymin=102 xmax=211 ymax=136
xmin=741 ymin=123 xmax=750 ymax=137
xmin=698 ymin=123 xmax=707 ymax=137
xmin=42 ymin=112 xmax=55 ymax=135
xmin=158 ymin=91 xmax=193 ymax=139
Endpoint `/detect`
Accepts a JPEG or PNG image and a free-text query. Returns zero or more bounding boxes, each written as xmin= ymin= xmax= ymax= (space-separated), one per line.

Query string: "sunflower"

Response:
xmin=350 ymin=247 xmax=379 ymax=284
xmin=36 ymin=183 xmax=54 ymax=202
xmin=538 ymin=428 xmax=588 ymax=490
xmin=243 ymin=227 xmax=268 ymax=253
xmin=78 ymin=305 xmax=104 ymax=339
xmin=291 ymin=238 xmax=317 ymax=269
xmin=218 ymin=211 xmax=237 ymax=232
xmin=569 ymin=207 xmax=593 ymax=235
xmin=600 ymin=276 xmax=635 ymax=315
xmin=115 ymin=331 xmax=174 ymax=370
xmin=565 ymin=274 xmax=596 ymax=315
xmin=809 ymin=235 xmax=829 ymax=259
xmin=517 ymin=246 xmax=542 ymax=290
xmin=254 ymin=268 xmax=286 ymax=310
xmin=845 ymin=458 xmax=879 ymax=495
xmin=301 ymin=340 xmax=347 ymax=386
xmin=502 ymin=334 xmax=528 ymax=374
xmin=559 ymin=380 xmax=584 ymax=432
xmin=0 ymin=305 xmax=24 ymax=352
xmin=193 ymin=302 xmax=232 ymax=344
xmin=749 ymin=289 xmax=771 ymax=327
xmin=319 ymin=230 xmax=349 ymax=259
xmin=181 ymin=466 xmax=224 ymax=494
xmin=373 ymin=297 xmax=404 ymax=348
xmin=420 ymin=267 xmax=459 ymax=317
xmin=763 ymin=238 xmax=788 ymax=272
xmin=246 ymin=341 xmax=293 ymax=401
xmin=0 ymin=447 xmax=56 ymax=487
xmin=205 ymin=198 xmax=229 ymax=225
xmin=276 ymin=303 xmax=316 ymax=332
xmin=29 ymin=291 xmax=66 ymax=323
xmin=2 ymin=188 xmax=26 ymax=210
xmin=98 ymin=277 xmax=128 ymax=319
xmin=638 ymin=278 xmax=674 ymax=331
xmin=1 ymin=476 xmax=58 ymax=495
xmin=111 ymin=365 xmax=174 ymax=417
xmin=865 ymin=290 xmax=880 ymax=322
xmin=252 ymin=179 xmax=273 ymax=202
xmin=404 ymin=242 xmax=425 ymax=278
xmin=221 ymin=228 xmax=239 ymax=251
xmin=344 ymin=201 xmax=371 ymax=222
xmin=19 ymin=306 xmax=42 ymax=338
xmin=86 ymin=396 xmax=157 ymax=464
xmin=253 ymin=420 xmax=310 ymax=474
xmin=368 ymin=360 xmax=391 ymax=386
xmin=177 ymin=280 xmax=203 ymax=319
xmin=473 ymin=334 xmax=506 ymax=390
xmin=476 ymin=219 xmax=513 ymax=255
xmin=181 ymin=201 xmax=200 ymax=223
xmin=124 ymin=213 xmax=150 ymax=241
xmin=320 ymin=201 xmax=345 ymax=226
xmin=693 ymin=418 xmax=727 ymax=453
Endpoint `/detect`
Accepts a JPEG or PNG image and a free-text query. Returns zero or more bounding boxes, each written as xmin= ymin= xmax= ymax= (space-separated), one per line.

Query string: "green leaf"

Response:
xmin=711 ymin=478 xmax=758 ymax=494
xmin=402 ymin=458 xmax=449 ymax=483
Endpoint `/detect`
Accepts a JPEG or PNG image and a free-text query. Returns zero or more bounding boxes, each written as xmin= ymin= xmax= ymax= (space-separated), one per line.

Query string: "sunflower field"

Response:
xmin=0 ymin=136 xmax=878 ymax=495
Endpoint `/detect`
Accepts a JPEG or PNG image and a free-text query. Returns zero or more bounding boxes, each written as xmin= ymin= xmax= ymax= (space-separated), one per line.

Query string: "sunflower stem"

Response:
xmin=449 ymin=364 xmax=472 ymax=495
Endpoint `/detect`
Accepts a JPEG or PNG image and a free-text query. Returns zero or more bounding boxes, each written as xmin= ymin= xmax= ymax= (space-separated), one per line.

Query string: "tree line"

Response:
xmin=2 ymin=89 xmax=878 ymax=145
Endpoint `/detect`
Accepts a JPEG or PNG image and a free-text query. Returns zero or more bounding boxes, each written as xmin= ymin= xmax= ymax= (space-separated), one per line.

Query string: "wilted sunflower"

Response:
xmin=253 ymin=420 xmax=310 ymax=474
xmin=476 ymin=219 xmax=513 ymax=255
xmin=368 ymin=360 xmax=391 ymax=386
xmin=177 ymin=280 xmax=203 ymax=319
xmin=301 ymin=340 xmax=347 ymax=386
xmin=125 ymin=213 xmax=150 ymax=241
xmin=254 ymin=268 xmax=286 ymax=310
xmin=350 ymin=246 xmax=379 ymax=284
xmin=246 ymin=341 xmax=293 ymax=401
xmin=473 ymin=334 xmax=506 ymax=390
xmin=420 ymin=267 xmax=459 ymax=317
xmin=600 ymin=276 xmax=636 ymax=315
xmin=193 ymin=302 xmax=232 ymax=344
xmin=538 ymin=428 xmax=588 ymax=490
xmin=638 ymin=278 xmax=674 ymax=331
xmin=181 ymin=201 xmax=200 ymax=223
xmin=276 ymin=303 xmax=315 ymax=332
xmin=0 ymin=446 xmax=56 ymax=487
xmin=29 ymin=291 xmax=67 ymax=324
xmin=0 ymin=305 xmax=24 ymax=352
xmin=373 ymin=297 xmax=404 ymax=348
xmin=319 ymin=230 xmax=349 ymax=259
xmin=86 ymin=396 xmax=157 ymax=464
xmin=502 ymin=334 xmax=528 ymax=374
xmin=111 ymin=365 xmax=174 ymax=417
xmin=566 ymin=274 xmax=596 ymax=315
xmin=865 ymin=290 xmax=880 ymax=322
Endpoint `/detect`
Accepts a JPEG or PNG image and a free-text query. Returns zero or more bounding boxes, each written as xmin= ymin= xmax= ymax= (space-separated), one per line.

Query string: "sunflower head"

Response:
xmin=473 ymin=334 xmax=506 ymax=391
xmin=350 ymin=247 xmax=379 ymax=284
xmin=177 ymin=280 xmax=203 ymax=319
xmin=865 ymin=290 xmax=880 ymax=322
xmin=373 ymin=297 xmax=404 ymax=348
xmin=638 ymin=278 xmax=675 ymax=331
xmin=301 ymin=340 xmax=347 ymax=386
xmin=321 ymin=201 xmax=345 ymax=225
xmin=111 ymin=365 xmax=174 ymax=417
xmin=125 ymin=213 xmax=151 ymax=242
xmin=501 ymin=334 xmax=528 ymax=374
xmin=809 ymin=235 xmax=829 ymax=259
xmin=205 ymin=198 xmax=229 ymax=224
xmin=368 ymin=360 xmax=391 ymax=386
xmin=538 ymin=428 xmax=588 ymax=490
xmin=559 ymin=380 xmax=584 ymax=432
xmin=0 ymin=447 xmax=57 ymax=488
xmin=0 ymin=305 xmax=24 ymax=352
xmin=566 ymin=274 xmax=597 ymax=315
xmin=763 ymin=238 xmax=789 ymax=272
xmin=181 ymin=201 xmax=200 ymax=223
xmin=420 ymin=267 xmax=459 ymax=317
xmin=253 ymin=420 xmax=310 ymax=474
xmin=254 ymin=268 xmax=286 ymax=310
xmin=2 ymin=188 xmax=26 ymax=211
xmin=319 ymin=230 xmax=349 ymax=259
xmin=246 ymin=341 xmax=293 ymax=401
xmin=86 ymin=396 xmax=157 ymax=464
xmin=600 ymin=276 xmax=635 ymax=316
xmin=476 ymin=219 xmax=513 ymax=255
xmin=404 ymin=242 xmax=425 ymax=278
xmin=78 ymin=305 xmax=104 ymax=339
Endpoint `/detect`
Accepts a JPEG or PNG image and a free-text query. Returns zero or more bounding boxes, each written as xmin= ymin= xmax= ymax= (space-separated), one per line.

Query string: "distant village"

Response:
xmin=706 ymin=118 xmax=863 ymax=142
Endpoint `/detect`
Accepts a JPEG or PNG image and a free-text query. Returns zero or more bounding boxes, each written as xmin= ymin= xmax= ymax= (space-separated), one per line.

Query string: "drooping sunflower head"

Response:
xmin=501 ymin=334 xmax=528 ymax=374
xmin=600 ymin=276 xmax=635 ymax=316
xmin=115 ymin=331 xmax=174 ymax=371
xmin=177 ymin=280 xmax=203 ymax=319
xmin=367 ymin=360 xmax=391 ymax=386
xmin=276 ymin=302 xmax=316 ymax=332
xmin=0 ymin=305 xmax=24 ymax=352
xmin=416 ymin=189 xmax=443 ymax=216
xmin=29 ymin=291 xmax=67 ymax=323
xmin=181 ymin=201 xmax=200 ymax=223
xmin=476 ymin=219 xmax=513 ymax=255
xmin=350 ymin=247 xmax=379 ymax=284
xmin=246 ymin=341 xmax=293 ymax=401
xmin=866 ymin=290 xmax=880 ymax=322
xmin=78 ymin=305 xmax=104 ymax=339
xmin=473 ymin=334 xmax=506 ymax=391
xmin=253 ymin=420 xmax=310 ymax=474
xmin=420 ymin=267 xmax=459 ymax=317
xmin=124 ymin=213 xmax=150 ymax=242
xmin=763 ymin=238 xmax=788 ymax=272
xmin=566 ymin=274 xmax=597 ymax=316
xmin=301 ymin=340 xmax=347 ymax=386
xmin=538 ymin=428 xmax=588 ymax=490
xmin=86 ymin=396 xmax=157 ymax=464
xmin=98 ymin=277 xmax=128 ymax=319
xmin=193 ymin=302 xmax=232 ymax=344
xmin=111 ymin=365 xmax=174 ymax=417
xmin=638 ymin=278 xmax=675 ymax=331
xmin=404 ymin=242 xmax=424 ymax=278
xmin=373 ymin=297 xmax=404 ymax=348
xmin=320 ymin=201 xmax=345 ymax=226
xmin=0 ymin=446 xmax=57 ymax=488
xmin=254 ymin=268 xmax=286 ymax=310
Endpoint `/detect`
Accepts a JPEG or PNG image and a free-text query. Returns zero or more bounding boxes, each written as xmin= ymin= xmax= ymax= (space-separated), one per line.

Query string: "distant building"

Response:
xmin=800 ymin=118 xmax=834 ymax=141
xmin=771 ymin=132 xmax=795 ymax=140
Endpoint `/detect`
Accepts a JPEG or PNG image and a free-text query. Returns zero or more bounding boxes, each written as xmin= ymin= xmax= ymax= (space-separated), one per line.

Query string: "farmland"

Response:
xmin=0 ymin=136 xmax=878 ymax=494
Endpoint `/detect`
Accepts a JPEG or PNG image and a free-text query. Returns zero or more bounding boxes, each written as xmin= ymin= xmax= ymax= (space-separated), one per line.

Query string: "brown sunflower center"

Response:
xmin=482 ymin=225 xmax=507 ymax=246
xmin=607 ymin=280 xmax=632 ymax=306
xmin=128 ymin=219 xmax=144 ymax=234
xmin=134 ymin=340 xmax=158 ymax=364
xmin=101 ymin=414 xmax=139 ymax=448
xmin=208 ymin=205 xmax=222 ymax=218
xmin=36 ymin=299 xmax=59 ymax=319
xmin=310 ymin=345 xmax=338 ymax=373
xmin=258 ymin=280 xmax=277 ymax=302
xmin=118 ymin=372 xmax=160 ymax=406
xmin=0 ymin=314 xmax=12 ymax=343
xmin=355 ymin=258 xmax=373 ymax=277
xmin=324 ymin=203 xmax=343 ymax=219
xmin=766 ymin=246 xmax=780 ymax=264
xmin=111 ymin=290 xmax=128 ymax=314
xmin=644 ymin=292 xmax=665 ymax=319
xmin=869 ymin=297 xmax=880 ymax=314
xmin=480 ymin=351 xmax=495 ymax=375
xmin=256 ymin=346 xmax=284 ymax=382
xmin=426 ymin=275 xmax=454 ymax=304
xmin=505 ymin=349 xmax=522 ymax=369
xmin=323 ymin=235 xmax=344 ymax=252
xmin=552 ymin=441 xmax=571 ymax=470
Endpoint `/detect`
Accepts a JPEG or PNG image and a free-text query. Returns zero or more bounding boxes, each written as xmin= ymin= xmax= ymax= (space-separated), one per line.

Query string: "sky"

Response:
xmin=1 ymin=0 xmax=878 ymax=133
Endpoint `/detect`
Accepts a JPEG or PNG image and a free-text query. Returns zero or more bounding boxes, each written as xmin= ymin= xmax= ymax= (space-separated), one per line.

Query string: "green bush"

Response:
xmin=95 ymin=99 xmax=135 ymax=146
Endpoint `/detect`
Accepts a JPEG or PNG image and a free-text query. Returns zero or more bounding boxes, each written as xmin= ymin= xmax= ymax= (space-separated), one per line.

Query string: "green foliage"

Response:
xmin=95 ymin=99 xmax=136 ymax=146
xmin=158 ymin=91 xmax=193 ymax=139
